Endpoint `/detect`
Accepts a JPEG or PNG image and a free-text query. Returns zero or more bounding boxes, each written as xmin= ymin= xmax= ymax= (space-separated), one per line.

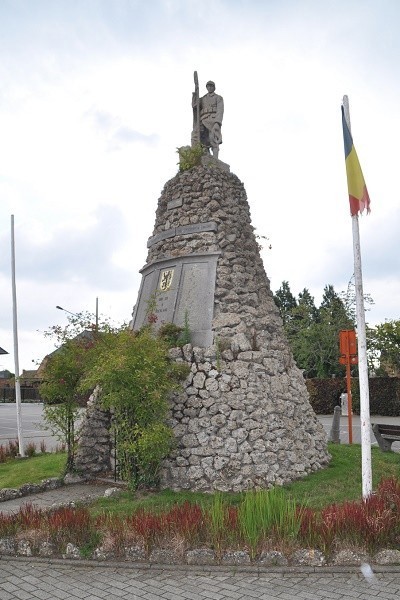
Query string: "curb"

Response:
xmin=1 ymin=554 xmax=400 ymax=575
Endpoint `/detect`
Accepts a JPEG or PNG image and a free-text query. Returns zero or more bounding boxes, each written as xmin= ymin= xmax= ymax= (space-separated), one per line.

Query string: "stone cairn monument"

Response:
xmin=129 ymin=74 xmax=330 ymax=492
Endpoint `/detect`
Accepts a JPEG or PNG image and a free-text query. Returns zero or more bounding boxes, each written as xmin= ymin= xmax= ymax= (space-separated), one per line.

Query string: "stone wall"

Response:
xmin=75 ymin=387 xmax=112 ymax=477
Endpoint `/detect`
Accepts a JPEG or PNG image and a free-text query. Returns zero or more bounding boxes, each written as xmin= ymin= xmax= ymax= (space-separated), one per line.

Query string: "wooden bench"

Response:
xmin=372 ymin=423 xmax=400 ymax=452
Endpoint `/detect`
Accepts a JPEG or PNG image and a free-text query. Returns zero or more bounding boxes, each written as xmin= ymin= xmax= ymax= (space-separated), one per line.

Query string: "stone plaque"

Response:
xmin=147 ymin=221 xmax=218 ymax=248
xmin=167 ymin=198 xmax=183 ymax=210
xmin=175 ymin=221 xmax=217 ymax=236
xmin=131 ymin=253 xmax=220 ymax=347
xmin=147 ymin=229 xmax=175 ymax=248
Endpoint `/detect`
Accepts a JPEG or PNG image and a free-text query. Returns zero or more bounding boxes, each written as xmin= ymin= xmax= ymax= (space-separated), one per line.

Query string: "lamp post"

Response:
xmin=56 ymin=306 xmax=79 ymax=318
xmin=56 ymin=298 xmax=99 ymax=331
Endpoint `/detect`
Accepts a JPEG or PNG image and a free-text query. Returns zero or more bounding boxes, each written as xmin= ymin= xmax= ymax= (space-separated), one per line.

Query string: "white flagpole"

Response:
xmin=11 ymin=215 xmax=25 ymax=457
xmin=342 ymin=95 xmax=372 ymax=498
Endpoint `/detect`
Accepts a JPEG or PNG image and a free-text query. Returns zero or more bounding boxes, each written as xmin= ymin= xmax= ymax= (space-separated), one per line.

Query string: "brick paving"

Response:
xmin=0 ymin=559 xmax=399 ymax=600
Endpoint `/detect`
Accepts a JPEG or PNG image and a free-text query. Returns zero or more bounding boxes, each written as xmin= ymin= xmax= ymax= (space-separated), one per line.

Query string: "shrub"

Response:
xmin=25 ymin=442 xmax=37 ymax=458
xmin=81 ymin=328 xmax=189 ymax=488
xmin=351 ymin=377 xmax=400 ymax=416
xmin=158 ymin=322 xmax=184 ymax=347
xmin=0 ymin=439 xmax=20 ymax=463
xmin=177 ymin=145 xmax=203 ymax=171
xmin=306 ymin=379 xmax=346 ymax=414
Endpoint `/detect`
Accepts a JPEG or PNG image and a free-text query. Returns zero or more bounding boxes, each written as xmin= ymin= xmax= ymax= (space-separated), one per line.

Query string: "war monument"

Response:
xmin=130 ymin=73 xmax=330 ymax=491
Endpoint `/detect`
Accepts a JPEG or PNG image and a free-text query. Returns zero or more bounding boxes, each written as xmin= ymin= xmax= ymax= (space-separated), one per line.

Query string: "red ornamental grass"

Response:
xmin=298 ymin=477 xmax=400 ymax=552
xmin=17 ymin=504 xmax=44 ymax=530
xmin=7 ymin=439 xmax=19 ymax=458
xmin=95 ymin=513 xmax=127 ymax=554
xmin=0 ymin=512 xmax=19 ymax=537
xmin=126 ymin=509 xmax=164 ymax=549
xmin=321 ymin=495 xmax=396 ymax=550
xmin=224 ymin=505 xmax=240 ymax=544
xmin=298 ymin=507 xmax=319 ymax=543
xmin=125 ymin=503 xmax=206 ymax=550
xmin=226 ymin=505 xmax=239 ymax=531
xmin=0 ymin=439 xmax=20 ymax=462
xmin=377 ymin=477 xmax=400 ymax=511
xmin=164 ymin=502 xmax=204 ymax=535
xmin=46 ymin=507 xmax=92 ymax=546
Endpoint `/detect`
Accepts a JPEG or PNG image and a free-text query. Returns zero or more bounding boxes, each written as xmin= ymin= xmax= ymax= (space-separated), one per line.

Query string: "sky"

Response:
xmin=0 ymin=0 xmax=399 ymax=373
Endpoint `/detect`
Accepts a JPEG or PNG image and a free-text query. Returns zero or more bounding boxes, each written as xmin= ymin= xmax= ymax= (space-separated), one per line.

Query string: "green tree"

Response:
xmin=314 ymin=284 xmax=355 ymax=377
xmin=338 ymin=276 xmax=374 ymax=324
xmin=274 ymin=281 xmax=297 ymax=325
xmin=39 ymin=334 xmax=95 ymax=471
xmin=285 ymin=288 xmax=320 ymax=377
xmin=367 ymin=319 xmax=400 ymax=376
xmin=275 ymin=282 xmax=356 ymax=378
xmin=297 ymin=288 xmax=319 ymax=323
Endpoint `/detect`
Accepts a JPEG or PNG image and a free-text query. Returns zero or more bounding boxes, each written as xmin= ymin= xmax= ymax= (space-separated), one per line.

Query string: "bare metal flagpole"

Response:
xmin=11 ymin=214 xmax=25 ymax=457
xmin=342 ymin=95 xmax=372 ymax=498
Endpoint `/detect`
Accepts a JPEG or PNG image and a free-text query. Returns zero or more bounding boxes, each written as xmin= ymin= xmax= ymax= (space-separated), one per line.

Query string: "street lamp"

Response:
xmin=56 ymin=298 xmax=99 ymax=331
xmin=56 ymin=306 xmax=79 ymax=318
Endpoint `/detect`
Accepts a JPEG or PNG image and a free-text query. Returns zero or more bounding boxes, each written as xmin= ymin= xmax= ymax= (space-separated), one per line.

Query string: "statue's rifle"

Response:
xmin=194 ymin=71 xmax=200 ymax=145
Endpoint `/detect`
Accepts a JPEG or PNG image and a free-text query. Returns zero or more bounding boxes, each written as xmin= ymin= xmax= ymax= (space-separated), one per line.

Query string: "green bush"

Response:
xmin=81 ymin=328 xmax=189 ymax=488
xmin=177 ymin=144 xmax=203 ymax=171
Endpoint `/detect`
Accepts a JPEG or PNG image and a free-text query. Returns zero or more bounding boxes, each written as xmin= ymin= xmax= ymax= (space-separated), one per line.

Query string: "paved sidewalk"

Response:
xmin=319 ymin=414 xmax=400 ymax=449
xmin=0 ymin=483 xmax=113 ymax=515
xmin=1 ymin=558 xmax=400 ymax=600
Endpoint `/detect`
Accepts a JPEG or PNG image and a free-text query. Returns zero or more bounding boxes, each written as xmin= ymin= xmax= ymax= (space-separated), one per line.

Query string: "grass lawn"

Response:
xmin=284 ymin=444 xmax=400 ymax=508
xmin=0 ymin=452 xmax=66 ymax=489
xmin=90 ymin=443 xmax=400 ymax=516
xmin=1 ymin=444 xmax=399 ymax=513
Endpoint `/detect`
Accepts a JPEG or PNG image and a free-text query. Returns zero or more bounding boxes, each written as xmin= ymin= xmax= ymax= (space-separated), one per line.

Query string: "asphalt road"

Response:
xmin=0 ymin=402 xmax=65 ymax=452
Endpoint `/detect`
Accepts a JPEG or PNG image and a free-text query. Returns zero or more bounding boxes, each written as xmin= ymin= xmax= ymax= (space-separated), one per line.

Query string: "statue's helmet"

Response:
xmin=206 ymin=81 xmax=215 ymax=88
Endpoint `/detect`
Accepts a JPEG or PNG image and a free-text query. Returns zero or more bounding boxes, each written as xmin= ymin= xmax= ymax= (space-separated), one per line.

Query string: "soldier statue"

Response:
xmin=192 ymin=74 xmax=224 ymax=159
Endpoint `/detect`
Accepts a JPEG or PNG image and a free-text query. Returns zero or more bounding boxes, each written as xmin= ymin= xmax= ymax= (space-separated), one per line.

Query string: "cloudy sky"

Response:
xmin=0 ymin=0 xmax=399 ymax=373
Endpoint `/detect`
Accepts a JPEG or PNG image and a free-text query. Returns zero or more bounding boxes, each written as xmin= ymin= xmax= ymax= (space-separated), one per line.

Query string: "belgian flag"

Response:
xmin=341 ymin=105 xmax=371 ymax=216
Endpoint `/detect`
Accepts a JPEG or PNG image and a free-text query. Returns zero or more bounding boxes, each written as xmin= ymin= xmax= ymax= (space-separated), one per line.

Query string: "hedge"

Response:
xmin=306 ymin=377 xmax=400 ymax=416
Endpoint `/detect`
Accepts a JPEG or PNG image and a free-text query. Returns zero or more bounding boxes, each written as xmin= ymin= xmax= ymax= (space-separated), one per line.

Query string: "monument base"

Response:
xmin=161 ymin=342 xmax=330 ymax=492
xmin=200 ymin=154 xmax=230 ymax=172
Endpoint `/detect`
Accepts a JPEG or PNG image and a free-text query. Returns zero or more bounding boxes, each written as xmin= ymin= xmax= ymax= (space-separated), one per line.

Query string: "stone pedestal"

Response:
xmin=132 ymin=163 xmax=330 ymax=491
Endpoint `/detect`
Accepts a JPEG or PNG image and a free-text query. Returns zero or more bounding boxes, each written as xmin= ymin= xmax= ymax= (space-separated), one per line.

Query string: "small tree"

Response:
xmin=39 ymin=335 xmax=94 ymax=471
xmin=39 ymin=311 xmax=115 ymax=472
